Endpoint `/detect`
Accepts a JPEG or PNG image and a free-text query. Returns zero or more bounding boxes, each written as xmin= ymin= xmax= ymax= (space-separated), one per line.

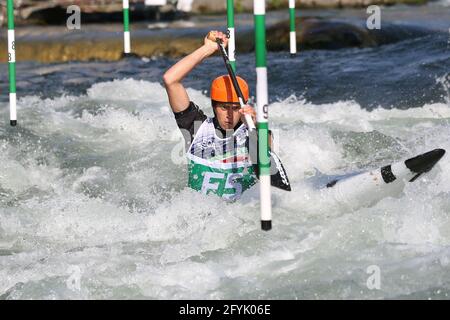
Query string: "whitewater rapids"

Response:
xmin=0 ymin=77 xmax=449 ymax=299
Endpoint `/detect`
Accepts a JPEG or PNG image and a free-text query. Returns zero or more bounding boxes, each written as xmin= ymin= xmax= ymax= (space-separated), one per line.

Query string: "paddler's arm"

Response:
xmin=163 ymin=31 xmax=229 ymax=113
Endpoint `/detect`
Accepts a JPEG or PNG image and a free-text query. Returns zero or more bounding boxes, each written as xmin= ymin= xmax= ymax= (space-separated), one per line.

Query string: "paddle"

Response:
xmin=216 ymin=38 xmax=291 ymax=192
xmin=216 ymin=39 xmax=256 ymax=131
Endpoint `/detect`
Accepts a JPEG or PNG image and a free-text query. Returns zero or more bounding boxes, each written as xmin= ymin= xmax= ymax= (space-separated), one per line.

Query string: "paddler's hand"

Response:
xmin=239 ymin=105 xmax=256 ymax=126
xmin=204 ymin=30 xmax=228 ymax=56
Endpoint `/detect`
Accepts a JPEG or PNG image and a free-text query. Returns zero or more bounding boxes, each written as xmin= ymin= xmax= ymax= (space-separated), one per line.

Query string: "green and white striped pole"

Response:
xmin=289 ymin=0 xmax=297 ymax=56
xmin=226 ymin=0 xmax=236 ymax=72
xmin=122 ymin=0 xmax=131 ymax=56
xmin=254 ymin=0 xmax=272 ymax=231
xmin=7 ymin=0 xmax=16 ymax=126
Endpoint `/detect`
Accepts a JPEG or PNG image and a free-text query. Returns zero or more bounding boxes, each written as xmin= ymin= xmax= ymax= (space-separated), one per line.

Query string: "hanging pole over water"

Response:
xmin=122 ymin=0 xmax=131 ymax=56
xmin=289 ymin=0 xmax=297 ymax=57
xmin=226 ymin=0 xmax=236 ymax=72
xmin=254 ymin=0 xmax=272 ymax=231
xmin=7 ymin=0 xmax=16 ymax=126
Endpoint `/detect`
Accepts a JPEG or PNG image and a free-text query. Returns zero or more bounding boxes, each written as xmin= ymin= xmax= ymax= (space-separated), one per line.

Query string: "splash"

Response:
xmin=1 ymin=78 xmax=449 ymax=299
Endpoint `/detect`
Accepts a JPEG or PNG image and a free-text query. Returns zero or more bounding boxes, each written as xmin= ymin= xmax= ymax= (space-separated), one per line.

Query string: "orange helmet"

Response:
xmin=210 ymin=75 xmax=249 ymax=103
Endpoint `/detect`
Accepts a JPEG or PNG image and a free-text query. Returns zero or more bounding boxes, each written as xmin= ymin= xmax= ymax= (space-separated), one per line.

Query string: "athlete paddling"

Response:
xmin=163 ymin=31 xmax=289 ymax=200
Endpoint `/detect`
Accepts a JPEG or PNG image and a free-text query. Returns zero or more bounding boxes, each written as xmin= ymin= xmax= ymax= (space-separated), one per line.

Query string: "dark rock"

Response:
xmin=264 ymin=17 xmax=433 ymax=51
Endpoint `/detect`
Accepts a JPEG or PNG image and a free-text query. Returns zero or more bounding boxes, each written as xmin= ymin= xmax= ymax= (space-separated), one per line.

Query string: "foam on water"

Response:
xmin=1 ymin=78 xmax=449 ymax=299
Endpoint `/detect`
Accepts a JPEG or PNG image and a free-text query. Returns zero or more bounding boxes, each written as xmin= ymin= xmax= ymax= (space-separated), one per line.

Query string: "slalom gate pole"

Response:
xmin=254 ymin=0 xmax=272 ymax=231
xmin=226 ymin=0 xmax=236 ymax=72
xmin=122 ymin=0 xmax=131 ymax=56
xmin=289 ymin=0 xmax=297 ymax=56
xmin=7 ymin=0 xmax=16 ymax=126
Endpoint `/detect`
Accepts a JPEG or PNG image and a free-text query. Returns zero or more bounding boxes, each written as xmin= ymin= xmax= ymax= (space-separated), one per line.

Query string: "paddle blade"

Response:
xmin=269 ymin=150 xmax=291 ymax=191
xmin=250 ymin=151 xmax=292 ymax=192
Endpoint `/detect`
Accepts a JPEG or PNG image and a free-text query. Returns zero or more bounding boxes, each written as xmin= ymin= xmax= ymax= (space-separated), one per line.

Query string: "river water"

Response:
xmin=0 ymin=4 xmax=449 ymax=299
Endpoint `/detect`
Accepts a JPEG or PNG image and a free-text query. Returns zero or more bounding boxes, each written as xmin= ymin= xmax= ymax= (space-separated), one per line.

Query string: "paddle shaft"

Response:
xmin=216 ymin=39 xmax=256 ymax=131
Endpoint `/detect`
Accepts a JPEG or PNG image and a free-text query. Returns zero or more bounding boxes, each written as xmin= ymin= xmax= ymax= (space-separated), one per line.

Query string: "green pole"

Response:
xmin=289 ymin=0 xmax=297 ymax=56
xmin=254 ymin=0 xmax=271 ymax=231
xmin=122 ymin=0 xmax=131 ymax=55
xmin=7 ymin=0 xmax=16 ymax=126
xmin=226 ymin=0 xmax=236 ymax=72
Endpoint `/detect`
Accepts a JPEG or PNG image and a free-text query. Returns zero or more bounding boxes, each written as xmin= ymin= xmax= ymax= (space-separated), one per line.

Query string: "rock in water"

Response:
xmin=265 ymin=17 xmax=433 ymax=51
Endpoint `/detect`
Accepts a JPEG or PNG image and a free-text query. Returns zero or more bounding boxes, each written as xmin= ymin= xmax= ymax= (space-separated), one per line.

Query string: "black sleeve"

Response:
xmin=173 ymin=101 xmax=207 ymax=147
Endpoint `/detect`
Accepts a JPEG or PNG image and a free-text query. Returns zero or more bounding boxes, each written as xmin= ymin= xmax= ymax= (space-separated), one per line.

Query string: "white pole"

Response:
xmin=226 ymin=0 xmax=236 ymax=71
xmin=289 ymin=0 xmax=297 ymax=56
xmin=254 ymin=0 xmax=272 ymax=231
xmin=123 ymin=0 xmax=131 ymax=55
xmin=7 ymin=0 xmax=17 ymax=126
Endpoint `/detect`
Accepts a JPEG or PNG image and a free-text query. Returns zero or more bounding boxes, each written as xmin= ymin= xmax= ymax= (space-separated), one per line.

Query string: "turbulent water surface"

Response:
xmin=0 ymin=5 xmax=449 ymax=299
